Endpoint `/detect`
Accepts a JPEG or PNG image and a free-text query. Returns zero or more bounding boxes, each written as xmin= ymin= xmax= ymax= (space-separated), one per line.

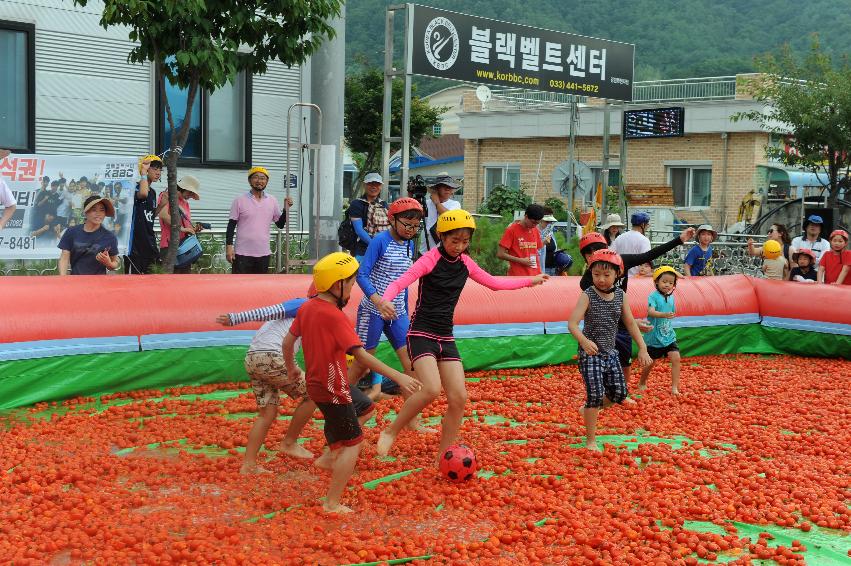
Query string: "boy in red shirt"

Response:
xmin=497 ymin=203 xmax=545 ymax=276
xmin=818 ymin=229 xmax=851 ymax=285
xmin=284 ymin=252 xmax=417 ymax=514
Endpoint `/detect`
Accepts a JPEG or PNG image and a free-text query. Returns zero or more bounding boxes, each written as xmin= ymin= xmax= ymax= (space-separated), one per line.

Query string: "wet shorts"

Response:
xmin=244 ymin=351 xmax=307 ymax=407
xmin=315 ymin=402 xmax=363 ymax=449
xmin=356 ymin=307 xmax=409 ymax=351
xmin=647 ymin=342 xmax=680 ymax=360
xmin=407 ymin=333 xmax=461 ymax=363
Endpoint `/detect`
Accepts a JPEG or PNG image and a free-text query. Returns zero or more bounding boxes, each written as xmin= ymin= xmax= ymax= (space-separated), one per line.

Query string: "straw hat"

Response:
xmin=599 ymin=213 xmax=625 ymax=230
xmin=177 ymin=175 xmax=201 ymax=200
xmin=83 ymin=196 xmax=115 ymax=217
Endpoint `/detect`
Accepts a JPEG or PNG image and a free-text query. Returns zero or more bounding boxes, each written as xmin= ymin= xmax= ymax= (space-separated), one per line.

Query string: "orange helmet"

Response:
xmin=388 ymin=197 xmax=423 ymax=218
xmin=579 ymin=232 xmax=607 ymax=254
xmin=586 ymin=249 xmax=624 ymax=275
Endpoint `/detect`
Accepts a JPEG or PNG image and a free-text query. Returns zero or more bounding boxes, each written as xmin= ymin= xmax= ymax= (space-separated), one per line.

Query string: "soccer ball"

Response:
xmin=439 ymin=444 xmax=478 ymax=482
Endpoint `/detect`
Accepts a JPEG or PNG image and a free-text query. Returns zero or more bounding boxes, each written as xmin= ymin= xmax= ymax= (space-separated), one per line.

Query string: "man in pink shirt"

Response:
xmin=226 ymin=166 xmax=293 ymax=274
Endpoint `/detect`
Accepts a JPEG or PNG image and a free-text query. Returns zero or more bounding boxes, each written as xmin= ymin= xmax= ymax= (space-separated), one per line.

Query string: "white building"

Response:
xmin=0 ymin=0 xmax=326 ymax=230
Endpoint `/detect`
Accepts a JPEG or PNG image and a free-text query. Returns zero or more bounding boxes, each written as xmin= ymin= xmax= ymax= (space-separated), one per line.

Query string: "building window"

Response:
xmin=156 ymin=71 xmax=252 ymax=167
xmin=0 ymin=21 xmax=35 ymax=153
xmin=484 ymin=165 xmax=520 ymax=195
xmin=432 ymin=122 xmax=442 ymax=136
xmin=669 ymin=167 xmax=711 ymax=208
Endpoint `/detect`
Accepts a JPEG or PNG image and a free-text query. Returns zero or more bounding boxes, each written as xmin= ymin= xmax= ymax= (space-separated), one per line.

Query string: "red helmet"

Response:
xmin=586 ymin=249 xmax=624 ymax=275
xmin=829 ymin=229 xmax=848 ymax=242
xmin=388 ymin=197 xmax=424 ymax=218
xmin=579 ymin=232 xmax=607 ymax=254
xmin=792 ymin=248 xmax=816 ymax=263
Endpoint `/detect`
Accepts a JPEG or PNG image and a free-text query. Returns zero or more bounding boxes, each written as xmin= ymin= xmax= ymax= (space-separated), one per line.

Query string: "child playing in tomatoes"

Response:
xmin=818 ymin=230 xmax=851 ymax=285
xmin=283 ymin=253 xmax=416 ymax=513
xmin=638 ymin=266 xmax=683 ymax=396
xmin=373 ymin=210 xmax=548 ymax=462
xmin=568 ymin=250 xmax=652 ymax=451
xmin=217 ymin=297 xmax=376 ymax=475
xmin=350 ymin=197 xmax=431 ymax=430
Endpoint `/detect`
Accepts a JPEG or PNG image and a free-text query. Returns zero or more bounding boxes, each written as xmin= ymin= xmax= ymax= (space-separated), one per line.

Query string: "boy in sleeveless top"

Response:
xmin=568 ymin=250 xmax=652 ymax=451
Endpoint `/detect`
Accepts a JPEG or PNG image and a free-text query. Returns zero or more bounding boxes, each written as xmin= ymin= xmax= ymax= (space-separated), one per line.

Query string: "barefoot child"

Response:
xmin=374 ymin=210 xmax=548 ymax=461
xmin=568 ymin=250 xmax=652 ymax=451
xmin=638 ymin=266 xmax=683 ymax=395
xmin=351 ymin=197 xmax=431 ymax=429
xmin=217 ymin=297 xmax=377 ymax=473
xmin=283 ymin=252 xmax=417 ymax=513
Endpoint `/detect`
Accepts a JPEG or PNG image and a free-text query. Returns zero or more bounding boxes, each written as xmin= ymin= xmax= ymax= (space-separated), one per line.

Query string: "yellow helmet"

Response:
xmin=313 ymin=252 xmax=359 ymax=292
xmin=653 ymin=265 xmax=683 ymax=281
xmin=763 ymin=239 xmax=782 ymax=259
xmin=138 ymin=154 xmax=163 ymax=173
xmin=436 ymin=209 xmax=476 ymax=234
xmin=248 ymin=166 xmax=270 ymax=179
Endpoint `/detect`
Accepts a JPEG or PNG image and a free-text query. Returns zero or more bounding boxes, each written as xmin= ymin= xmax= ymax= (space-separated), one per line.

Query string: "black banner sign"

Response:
xmin=409 ymin=5 xmax=635 ymax=101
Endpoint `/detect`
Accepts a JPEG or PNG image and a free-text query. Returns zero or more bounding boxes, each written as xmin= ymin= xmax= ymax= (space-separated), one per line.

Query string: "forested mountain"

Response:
xmin=346 ymin=0 xmax=851 ymax=92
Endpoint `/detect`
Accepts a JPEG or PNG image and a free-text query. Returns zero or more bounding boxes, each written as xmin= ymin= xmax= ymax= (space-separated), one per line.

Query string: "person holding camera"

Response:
xmin=418 ymin=173 xmax=461 ymax=254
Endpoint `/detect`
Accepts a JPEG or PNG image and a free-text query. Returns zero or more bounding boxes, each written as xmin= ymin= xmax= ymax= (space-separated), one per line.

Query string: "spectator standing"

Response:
xmin=0 ymin=177 xmax=16 ymax=231
xmin=125 ymin=155 xmax=163 ymax=274
xmin=419 ymin=172 xmax=461 ymax=254
xmin=790 ymin=215 xmax=830 ymax=265
xmin=348 ymin=172 xmax=389 ymax=261
xmin=57 ymin=196 xmax=119 ymax=275
xmin=539 ymin=209 xmax=559 ymax=275
xmin=611 ymin=212 xmax=652 ymax=277
xmin=226 ymin=166 xmax=293 ymax=274
xmin=599 ymin=213 xmax=626 ymax=246
xmin=684 ymin=225 xmax=717 ymax=276
xmin=157 ymin=175 xmax=204 ymax=274
xmin=497 ymin=203 xmax=545 ymax=276
xmin=789 ymin=249 xmax=817 ymax=283
xmin=818 ymin=230 xmax=851 ymax=285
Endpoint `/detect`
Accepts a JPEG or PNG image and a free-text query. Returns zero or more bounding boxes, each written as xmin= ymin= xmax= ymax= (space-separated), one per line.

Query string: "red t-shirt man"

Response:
xmin=498 ymin=204 xmax=545 ymax=276
xmin=819 ymin=249 xmax=851 ymax=285
xmin=290 ymin=297 xmax=363 ymax=404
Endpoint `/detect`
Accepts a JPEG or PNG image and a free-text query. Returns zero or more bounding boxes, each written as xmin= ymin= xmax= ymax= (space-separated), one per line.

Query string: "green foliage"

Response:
xmin=543 ymin=197 xmax=568 ymax=221
xmin=479 ymin=185 xmax=532 ymax=216
xmin=344 ymin=67 xmax=446 ymax=186
xmin=733 ymin=37 xmax=851 ymax=206
xmin=467 ymin=214 xmax=511 ymax=275
xmin=560 ymin=235 xmax=585 ymax=276
xmin=346 ymin=0 xmax=851 ymax=93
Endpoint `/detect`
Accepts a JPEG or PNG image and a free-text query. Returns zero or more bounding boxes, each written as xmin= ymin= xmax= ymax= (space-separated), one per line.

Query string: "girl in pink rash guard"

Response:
xmin=372 ymin=210 xmax=548 ymax=463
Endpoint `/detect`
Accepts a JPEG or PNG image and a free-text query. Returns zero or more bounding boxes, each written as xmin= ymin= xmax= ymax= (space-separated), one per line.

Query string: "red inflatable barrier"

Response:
xmin=2 ymin=273 xmax=848 ymax=346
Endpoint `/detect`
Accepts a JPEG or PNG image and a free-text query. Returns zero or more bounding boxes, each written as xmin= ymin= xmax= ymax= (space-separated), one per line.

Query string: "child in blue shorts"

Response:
xmin=638 ymin=266 xmax=682 ymax=395
xmin=352 ymin=197 xmax=429 ymax=424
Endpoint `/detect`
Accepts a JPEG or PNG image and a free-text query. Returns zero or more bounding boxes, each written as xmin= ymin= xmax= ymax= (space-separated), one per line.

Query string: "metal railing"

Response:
xmin=486 ymin=76 xmax=738 ymax=111
xmin=0 ymin=229 xmax=312 ymax=276
xmin=632 ymin=76 xmax=737 ymax=103
xmin=647 ymin=230 xmax=769 ymax=277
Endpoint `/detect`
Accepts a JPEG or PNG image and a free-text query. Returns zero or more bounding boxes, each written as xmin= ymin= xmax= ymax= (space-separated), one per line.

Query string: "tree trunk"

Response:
xmin=159 ymin=71 xmax=200 ymax=272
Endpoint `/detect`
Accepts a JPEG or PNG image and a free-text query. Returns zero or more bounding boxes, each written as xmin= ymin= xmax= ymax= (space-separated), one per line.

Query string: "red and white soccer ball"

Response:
xmin=439 ymin=443 xmax=478 ymax=482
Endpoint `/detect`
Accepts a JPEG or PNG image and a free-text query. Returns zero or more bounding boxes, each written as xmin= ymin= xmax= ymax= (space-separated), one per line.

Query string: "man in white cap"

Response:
xmin=420 ymin=172 xmax=461 ymax=253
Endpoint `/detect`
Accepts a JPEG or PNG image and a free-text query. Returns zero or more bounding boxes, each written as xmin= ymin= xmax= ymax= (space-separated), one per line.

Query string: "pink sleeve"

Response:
xmin=382 ymin=247 xmax=440 ymax=301
xmin=461 ymin=254 xmax=532 ymax=291
xmin=229 ymin=197 xmax=240 ymax=221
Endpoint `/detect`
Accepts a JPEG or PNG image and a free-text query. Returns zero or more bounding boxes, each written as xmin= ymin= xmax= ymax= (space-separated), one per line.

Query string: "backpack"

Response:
xmin=366 ymin=200 xmax=390 ymax=236
xmin=337 ymin=211 xmax=358 ymax=252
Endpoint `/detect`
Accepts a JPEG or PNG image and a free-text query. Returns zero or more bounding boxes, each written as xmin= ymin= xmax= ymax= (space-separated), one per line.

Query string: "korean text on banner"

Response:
xmin=409 ymin=5 xmax=634 ymax=102
xmin=0 ymin=154 xmax=136 ymax=260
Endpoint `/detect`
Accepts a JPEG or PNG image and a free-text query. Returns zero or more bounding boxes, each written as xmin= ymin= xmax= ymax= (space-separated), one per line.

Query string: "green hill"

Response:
xmin=346 ymin=0 xmax=851 ymax=92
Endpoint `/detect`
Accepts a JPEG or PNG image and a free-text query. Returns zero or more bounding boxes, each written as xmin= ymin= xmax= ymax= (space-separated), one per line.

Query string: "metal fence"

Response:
xmin=632 ymin=76 xmax=738 ymax=103
xmin=0 ymin=229 xmax=313 ymax=276
xmin=647 ymin=230 xmax=769 ymax=278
